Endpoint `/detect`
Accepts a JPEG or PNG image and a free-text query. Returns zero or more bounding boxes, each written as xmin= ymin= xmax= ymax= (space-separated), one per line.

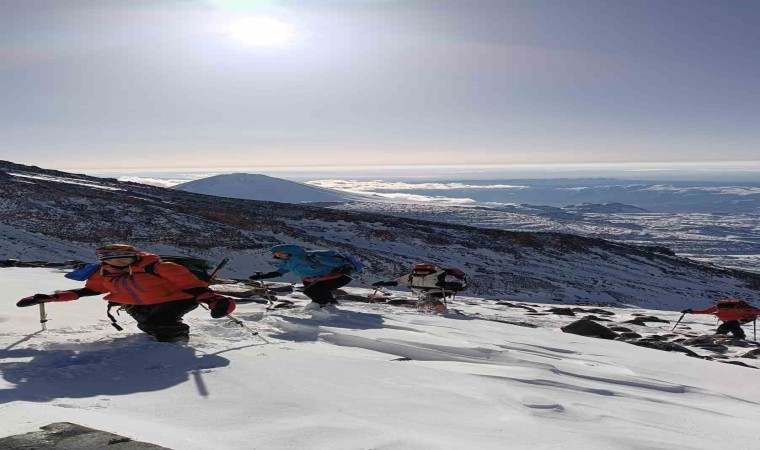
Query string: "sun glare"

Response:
xmin=224 ymin=16 xmax=293 ymax=47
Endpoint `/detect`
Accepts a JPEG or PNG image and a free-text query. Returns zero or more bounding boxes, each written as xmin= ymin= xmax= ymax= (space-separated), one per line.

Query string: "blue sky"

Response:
xmin=2 ymin=0 xmax=760 ymax=170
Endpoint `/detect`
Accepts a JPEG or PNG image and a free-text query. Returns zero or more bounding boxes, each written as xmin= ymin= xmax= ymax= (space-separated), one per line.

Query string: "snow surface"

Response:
xmin=2 ymin=268 xmax=760 ymax=449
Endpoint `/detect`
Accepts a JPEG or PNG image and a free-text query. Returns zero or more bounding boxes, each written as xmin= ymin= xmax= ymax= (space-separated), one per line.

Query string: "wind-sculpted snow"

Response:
xmin=2 ymin=160 xmax=760 ymax=309
xmin=2 ymin=268 xmax=760 ymax=449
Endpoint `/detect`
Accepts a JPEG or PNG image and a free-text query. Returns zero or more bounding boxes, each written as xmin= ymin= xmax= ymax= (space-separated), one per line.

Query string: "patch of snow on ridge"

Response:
xmin=9 ymin=173 xmax=124 ymax=191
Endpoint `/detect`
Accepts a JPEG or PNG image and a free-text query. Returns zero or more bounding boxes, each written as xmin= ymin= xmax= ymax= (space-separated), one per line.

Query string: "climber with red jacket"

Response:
xmin=16 ymin=244 xmax=236 ymax=342
xmin=682 ymin=299 xmax=760 ymax=339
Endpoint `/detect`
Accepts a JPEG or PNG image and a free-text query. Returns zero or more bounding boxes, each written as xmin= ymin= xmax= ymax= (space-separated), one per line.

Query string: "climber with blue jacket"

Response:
xmin=248 ymin=245 xmax=357 ymax=308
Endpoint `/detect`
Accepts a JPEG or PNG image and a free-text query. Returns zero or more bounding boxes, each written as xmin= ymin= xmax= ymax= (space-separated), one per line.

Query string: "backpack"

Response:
xmin=307 ymin=250 xmax=364 ymax=275
xmin=409 ymin=264 xmax=468 ymax=292
xmin=716 ymin=299 xmax=752 ymax=309
xmin=65 ymin=263 xmax=100 ymax=281
xmin=440 ymin=268 xmax=468 ymax=292
xmin=144 ymin=256 xmax=216 ymax=282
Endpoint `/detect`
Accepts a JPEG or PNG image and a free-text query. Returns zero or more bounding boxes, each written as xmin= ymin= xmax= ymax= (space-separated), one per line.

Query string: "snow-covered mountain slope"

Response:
xmin=173 ymin=173 xmax=369 ymax=203
xmin=2 ymin=268 xmax=760 ymax=450
xmin=2 ymin=160 xmax=760 ymax=310
xmin=332 ymin=201 xmax=760 ymax=273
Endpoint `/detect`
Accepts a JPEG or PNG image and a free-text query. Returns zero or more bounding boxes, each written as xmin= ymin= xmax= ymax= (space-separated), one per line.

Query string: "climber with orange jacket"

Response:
xmin=682 ymin=299 xmax=760 ymax=339
xmin=16 ymin=244 xmax=236 ymax=342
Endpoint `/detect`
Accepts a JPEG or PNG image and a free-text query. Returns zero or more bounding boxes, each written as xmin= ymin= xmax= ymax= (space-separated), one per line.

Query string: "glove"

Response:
xmin=209 ymin=296 xmax=236 ymax=319
xmin=16 ymin=291 xmax=79 ymax=307
xmin=196 ymin=292 xmax=237 ymax=318
xmin=249 ymin=271 xmax=280 ymax=281
xmin=681 ymin=309 xmax=692 ymax=314
xmin=17 ymin=293 xmax=52 ymax=307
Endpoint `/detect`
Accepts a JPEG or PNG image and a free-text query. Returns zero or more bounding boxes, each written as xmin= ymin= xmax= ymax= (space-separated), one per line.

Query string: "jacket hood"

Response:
xmin=270 ymin=245 xmax=306 ymax=257
xmin=99 ymin=252 xmax=159 ymax=271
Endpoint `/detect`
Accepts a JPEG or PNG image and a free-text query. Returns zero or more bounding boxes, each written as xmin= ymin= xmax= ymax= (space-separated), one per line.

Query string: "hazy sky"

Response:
xmin=2 ymin=0 xmax=760 ymax=170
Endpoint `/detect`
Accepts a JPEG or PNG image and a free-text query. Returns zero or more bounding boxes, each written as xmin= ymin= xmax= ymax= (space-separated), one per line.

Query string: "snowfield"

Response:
xmin=2 ymin=268 xmax=760 ymax=450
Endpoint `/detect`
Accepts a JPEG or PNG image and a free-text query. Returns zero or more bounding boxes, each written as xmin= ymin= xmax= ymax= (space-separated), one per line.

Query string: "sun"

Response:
xmin=224 ymin=16 xmax=294 ymax=47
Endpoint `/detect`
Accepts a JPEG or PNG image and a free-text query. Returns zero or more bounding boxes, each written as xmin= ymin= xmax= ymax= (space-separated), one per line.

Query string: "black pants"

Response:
xmin=122 ymin=299 xmax=199 ymax=342
xmin=302 ymin=275 xmax=351 ymax=306
xmin=716 ymin=320 xmax=746 ymax=339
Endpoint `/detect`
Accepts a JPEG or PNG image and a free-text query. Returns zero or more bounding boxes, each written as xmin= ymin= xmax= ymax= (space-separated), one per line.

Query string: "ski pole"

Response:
xmin=39 ymin=303 xmax=48 ymax=331
xmin=671 ymin=312 xmax=686 ymax=331
xmin=368 ymin=287 xmax=380 ymax=303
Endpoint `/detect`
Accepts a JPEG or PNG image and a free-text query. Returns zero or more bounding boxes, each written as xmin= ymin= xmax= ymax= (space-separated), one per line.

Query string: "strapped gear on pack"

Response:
xmin=408 ymin=264 xmax=468 ymax=293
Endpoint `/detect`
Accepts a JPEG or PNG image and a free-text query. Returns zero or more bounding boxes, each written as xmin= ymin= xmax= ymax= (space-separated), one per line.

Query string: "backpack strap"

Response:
xmin=142 ymin=260 xmax=161 ymax=277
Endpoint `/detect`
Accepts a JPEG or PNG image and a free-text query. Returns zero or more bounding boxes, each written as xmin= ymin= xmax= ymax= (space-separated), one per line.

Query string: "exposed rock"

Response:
xmin=615 ymin=332 xmax=642 ymax=340
xmin=608 ymin=326 xmax=634 ymax=333
xmin=623 ymin=316 xmax=670 ymax=326
xmin=581 ymin=315 xmax=612 ymax=322
xmin=639 ymin=335 xmax=670 ymax=342
xmin=694 ymin=344 xmax=729 ymax=353
xmin=561 ymin=319 xmax=619 ymax=340
xmin=681 ymin=336 xmax=717 ymax=346
xmin=740 ymin=349 xmax=760 ymax=359
xmin=485 ymin=318 xmax=539 ymax=328
xmin=629 ymin=340 xmax=698 ymax=357
xmin=574 ymin=308 xmax=615 ymax=316
xmin=712 ymin=337 xmax=759 ymax=348
xmin=495 ymin=302 xmax=538 ymax=312
xmin=547 ymin=307 xmax=576 ymax=316
xmin=0 ymin=422 xmax=171 ymax=450
xmin=719 ymin=360 xmax=758 ymax=369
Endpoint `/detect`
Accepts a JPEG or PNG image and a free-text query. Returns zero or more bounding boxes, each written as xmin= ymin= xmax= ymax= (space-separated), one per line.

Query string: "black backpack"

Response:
xmin=144 ymin=256 xmax=216 ymax=282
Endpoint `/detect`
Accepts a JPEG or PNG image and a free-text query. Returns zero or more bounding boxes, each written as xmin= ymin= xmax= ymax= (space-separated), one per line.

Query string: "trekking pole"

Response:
xmin=226 ymin=313 xmax=269 ymax=343
xmin=209 ymin=257 xmax=230 ymax=281
xmin=258 ymin=280 xmax=278 ymax=309
xmin=39 ymin=303 xmax=48 ymax=331
xmin=671 ymin=312 xmax=687 ymax=331
xmin=198 ymin=303 xmax=269 ymax=343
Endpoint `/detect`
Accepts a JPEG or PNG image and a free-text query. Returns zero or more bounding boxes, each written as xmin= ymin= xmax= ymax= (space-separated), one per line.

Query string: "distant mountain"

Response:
xmin=564 ymin=203 xmax=649 ymax=213
xmin=2 ymin=160 xmax=760 ymax=310
xmin=174 ymin=173 xmax=367 ymax=203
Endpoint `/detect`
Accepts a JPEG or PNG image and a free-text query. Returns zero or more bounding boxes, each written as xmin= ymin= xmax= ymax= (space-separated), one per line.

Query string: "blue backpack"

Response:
xmin=307 ymin=250 xmax=364 ymax=275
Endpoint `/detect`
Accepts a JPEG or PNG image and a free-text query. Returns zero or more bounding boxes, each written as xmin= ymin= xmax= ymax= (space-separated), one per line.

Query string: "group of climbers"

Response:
xmin=17 ymin=243 xmax=759 ymax=343
xmin=17 ymin=243 xmax=467 ymax=343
